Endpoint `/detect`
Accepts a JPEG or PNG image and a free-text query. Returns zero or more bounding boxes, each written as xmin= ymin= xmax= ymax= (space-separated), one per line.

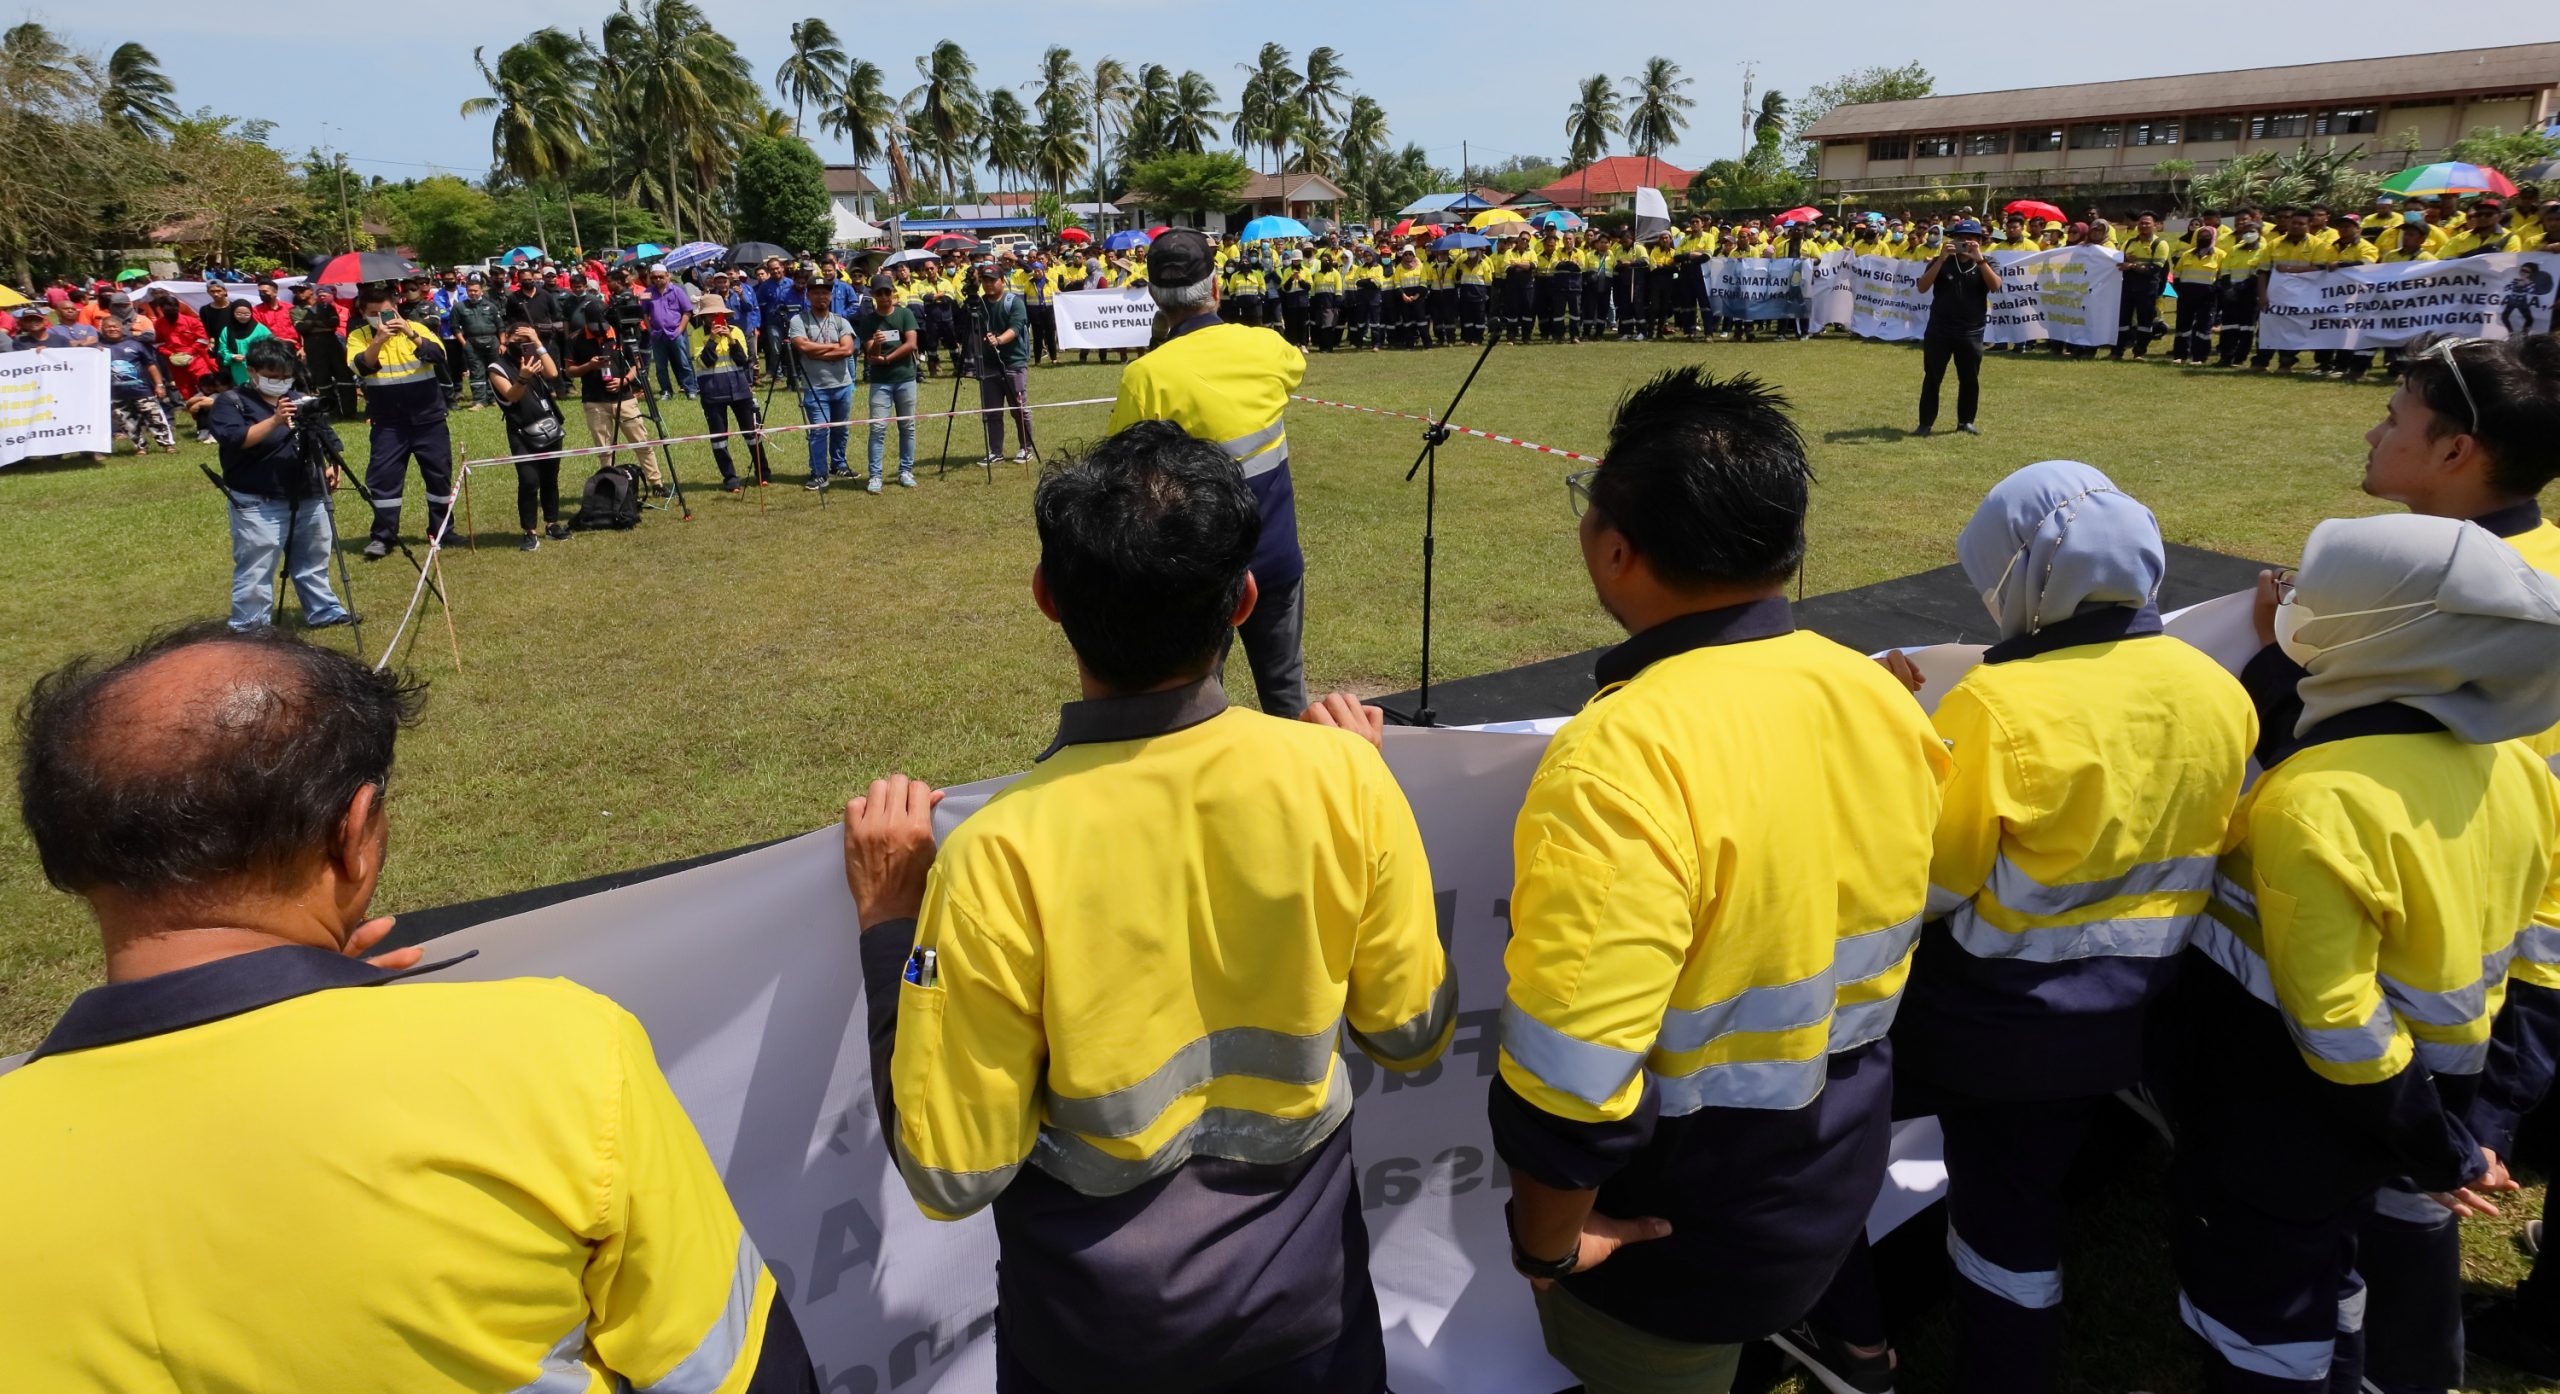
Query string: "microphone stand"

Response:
xmin=1380 ymin=329 xmax=1500 ymax=728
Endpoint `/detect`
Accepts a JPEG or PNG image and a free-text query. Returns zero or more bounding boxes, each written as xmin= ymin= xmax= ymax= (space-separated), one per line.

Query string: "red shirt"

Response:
xmin=251 ymin=301 xmax=301 ymax=344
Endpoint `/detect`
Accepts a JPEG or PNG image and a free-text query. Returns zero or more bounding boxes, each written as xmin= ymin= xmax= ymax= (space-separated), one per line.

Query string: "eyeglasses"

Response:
xmin=2272 ymin=567 xmax=2298 ymax=606
xmin=1565 ymin=467 xmax=1599 ymax=519
xmin=2413 ymin=336 xmax=2490 ymax=432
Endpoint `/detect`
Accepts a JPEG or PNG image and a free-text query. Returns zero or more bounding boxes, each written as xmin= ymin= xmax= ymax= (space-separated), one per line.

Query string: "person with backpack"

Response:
xmin=481 ymin=315 xmax=571 ymax=552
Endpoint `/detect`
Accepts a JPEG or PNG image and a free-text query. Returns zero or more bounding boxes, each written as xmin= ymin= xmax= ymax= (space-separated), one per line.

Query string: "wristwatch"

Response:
xmin=1505 ymin=1201 xmax=1581 ymax=1281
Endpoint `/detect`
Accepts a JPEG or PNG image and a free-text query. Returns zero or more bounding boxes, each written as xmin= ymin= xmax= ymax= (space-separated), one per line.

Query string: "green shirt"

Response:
xmin=854 ymin=305 xmax=918 ymax=385
xmin=981 ymin=291 xmax=1032 ymax=371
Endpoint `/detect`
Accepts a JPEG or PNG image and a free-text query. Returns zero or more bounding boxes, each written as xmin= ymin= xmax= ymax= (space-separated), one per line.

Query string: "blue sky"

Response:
xmin=41 ymin=1 xmax=2551 ymax=184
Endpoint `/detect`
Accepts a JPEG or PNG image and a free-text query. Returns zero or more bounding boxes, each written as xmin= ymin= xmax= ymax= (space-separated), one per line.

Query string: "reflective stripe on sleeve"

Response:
xmin=1948 ymin=1225 xmax=2062 ymax=1309
xmin=508 ymin=1323 xmax=593 ymax=1394
xmin=1498 ymin=1000 xmax=1644 ymax=1109
xmin=2287 ymin=1003 xmax=2399 ymax=1067
xmin=2517 ymin=921 xmax=2560 ymax=967
xmin=2178 ymin=1292 xmax=2333 ymax=1382
xmin=1925 ymin=883 xmax=1970 ymax=919
xmin=2414 ymin=1037 xmax=2488 ymax=1076
xmin=1654 ymin=970 xmax=1832 ymax=1055
xmin=2372 ymin=1186 xmax=2456 ymax=1226
xmin=1652 ymin=1053 xmax=1827 ymax=1115
xmin=890 ymin=1129 xmax=1022 ymax=1217
xmin=1834 ymin=913 xmax=1923 ymax=984
xmin=1987 ymin=853 xmax=2218 ymax=918
xmin=1215 ymin=421 xmax=1288 ymax=476
xmin=2378 ymin=939 xmax=2519 ymax=1028
xmin=1029 ymin=1072 xmax=1352 ymax=1196
xmin=2335 ymin=1282 xmax=2368 ymax=1334
xmin=1347 ymin=972 xmax=1459 ymax=1064
xmin=1042 ymin=1024 xmax=1342 ymax=1138
xmin=633 ymin=1229 xmax=763 ymax=1394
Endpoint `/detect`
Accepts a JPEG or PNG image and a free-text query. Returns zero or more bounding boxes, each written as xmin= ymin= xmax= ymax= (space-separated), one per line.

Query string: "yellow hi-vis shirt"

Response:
xmin=1498 ymin=601 xmax=1951 ymax=1125
xmin=0 ymin=950 xmax=790 ymax=1394
xmin=2205 ymin=730 xmax=2560 ymax=1085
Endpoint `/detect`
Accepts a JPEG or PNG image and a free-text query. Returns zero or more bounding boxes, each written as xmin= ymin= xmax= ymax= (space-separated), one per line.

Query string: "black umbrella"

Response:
xmin=1304 ymin=217 xmax=1336 ymax=235
xmin=728 ymin=240 xmax=789 ymax=265
xmin=309 ymin=250 xmax=422 ymax=285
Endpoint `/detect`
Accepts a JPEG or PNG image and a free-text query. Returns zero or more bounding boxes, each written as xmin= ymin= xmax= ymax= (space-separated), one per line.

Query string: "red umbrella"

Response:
xmin=1056 ymin=226 xmax=1091 ymax=243
xmin=2004 ymin=199 xmax=2067 ymax=224
xmin=1390 ymin=217 xmax=1432 ymax=238
xmin=309 ymin=250 xmax=421 ymax=285
xmin=1773 ymin=207 xmax=1821 ymax=226
xmin=1146 ymin=224 xmax=1171 ymax=237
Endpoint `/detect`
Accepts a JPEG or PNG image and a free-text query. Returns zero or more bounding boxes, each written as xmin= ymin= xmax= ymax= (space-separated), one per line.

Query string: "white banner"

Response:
xmin=1983 ymin=245 xmax=2123 ymax=347
xmin=392 ymin=727 xmax=1956 ymax=1392
xmin=2260 ymin=252 xmax=2560 ymax=351
xmin=1804 ymin=250 xmax=1856 ymax=331
xmin=1054 ymin=286 xmax=1157 ymax=350
xmin=0 ymin=348 xmax=112 ymax=466
xmin=1846 ymin=254 xmax=1932 ymax=341
xmin=1707 ymin=256 xmax=1809 ymax=322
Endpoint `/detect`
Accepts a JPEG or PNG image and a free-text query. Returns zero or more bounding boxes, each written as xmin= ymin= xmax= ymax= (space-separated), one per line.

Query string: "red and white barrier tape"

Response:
xmin=1287 ymin=394 xmax=1606 ymax=465
xmin=457 ymin=394 xmax=1121 ymax=473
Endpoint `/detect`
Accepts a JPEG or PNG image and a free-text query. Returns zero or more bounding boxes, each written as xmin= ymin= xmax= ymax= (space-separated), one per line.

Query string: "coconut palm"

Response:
xmin=1 ymin=21 xmax=83 ymax=106
xmin=1167 ymin=71 xmax=1223 ymax=156
xmin=1029 ymin=45 xmax=1084 ymax=126
xmin=1032 ymin=103 xmax=1088 ymax=200
xmin=1087 ymin=56 xmax=1132 ymax=210
xmin=99 ymin=42 xmax=179 ymax=139
xmin=1288 ymin=108 xmax=1338 ymax=177
xmin=598 ymin=0 xmax=758 ymax=244
xmin=1337 ymin=93 xmax=1388 ymax=172
xmin=1231 ymin=42 xmax=1298 ymax=173
xmin=461 ymin=27 xmax=596 ymax=253
xmin=821 ymin=58 xmax=906 ymax=199
xmin=772 ymin=18 xmax=846 ymax=136
xmin=1624 ymin=55 xmax=1694 ymax=190
xmin=1750 ymin=89 xmax=1788 ymax=149
xmin=1299 ymin=46 xmax=1350 ymax=131
xmin=1564 ymin=74 xmax=1619 ymax=169
xmin=983 ymin=87 xmax=1034 ymax=193
xmin=1117 ymin=63 xmax=1171 ymax=162
xmin=904 ymin=40 xmax=984 ymax=195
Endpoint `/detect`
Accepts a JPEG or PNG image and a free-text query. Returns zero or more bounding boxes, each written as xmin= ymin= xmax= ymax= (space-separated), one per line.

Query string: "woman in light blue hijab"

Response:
xmin=1956 ymin=458 xmax=2166 ymax=642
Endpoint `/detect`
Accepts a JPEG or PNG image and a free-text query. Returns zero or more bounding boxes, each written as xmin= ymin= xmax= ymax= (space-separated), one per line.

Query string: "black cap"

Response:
xmin=1147 ymin=228 xmax=1213 ymax=288
xmin=869 ymin=273 xmax=894 ymax=291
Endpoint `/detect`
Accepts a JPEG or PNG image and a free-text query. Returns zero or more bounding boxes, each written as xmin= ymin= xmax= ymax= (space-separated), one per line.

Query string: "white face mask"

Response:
xmin=253 ymin=375 xmax=296 ymax=398
xmin=2273 ymin=597 xmax=2433 ymax=666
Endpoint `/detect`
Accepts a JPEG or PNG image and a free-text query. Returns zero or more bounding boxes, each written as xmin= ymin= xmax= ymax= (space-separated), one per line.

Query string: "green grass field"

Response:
xmin=1 ymin=333 xmax=2546 ymax=1392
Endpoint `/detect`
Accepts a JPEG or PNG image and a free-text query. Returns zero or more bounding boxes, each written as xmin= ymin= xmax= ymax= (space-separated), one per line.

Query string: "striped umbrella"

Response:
xmin=658 ymin=240 xmax=728 ymax=272
xmin=2379 ymin=162 xmax=2518 ymax=198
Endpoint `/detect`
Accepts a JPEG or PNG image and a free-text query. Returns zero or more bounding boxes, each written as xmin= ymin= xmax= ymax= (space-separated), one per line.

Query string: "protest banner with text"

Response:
xmin=1708 ymin=256 xmax=1810 ymax=323
xmin=2259 ymin=252 xmax=2559 ymax=351
xmin=1054 ymin=286 xmax=1158 ymax=350
xmin=1982 ymin=245 xmax=2123 ymax=347
xmin=0 ymin=348 xmax=110 ymax=467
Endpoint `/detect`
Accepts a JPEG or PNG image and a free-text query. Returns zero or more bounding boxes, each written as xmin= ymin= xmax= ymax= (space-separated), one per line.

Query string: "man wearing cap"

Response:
xmin=2443 ymin=199 xmax=2520 ymax=259
xmin=973 ymin=261 xmax=1034 ymax=466
xmin=1915 ymin=219 xmax=2001 ymax=436
xmin=1105 ymin=228 xmax=1311 ymax=717
xmin=853 ymin=274 xmax=919 ymax=492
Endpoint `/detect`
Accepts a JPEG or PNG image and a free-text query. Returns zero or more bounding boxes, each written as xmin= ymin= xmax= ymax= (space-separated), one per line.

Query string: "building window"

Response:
xmin=1965 ymin=130 xmax=2009 ymax=156
xmin=1914 ymin=134 xmax=1956 ymax=159
xmin=2189 ymin=115 xmax=2244 ymax=143
xmin=2249 ymin=111 xmax=2310 ymax=140
xmin=2069 ymin=123 xmax=2124 ymax=150
xmin=2015 ymin=126 xmax=2063 ymax=153
xmin=1867 ymin=135 xmax=1910 ymax=161
xmin=2131 ymin=119 xmax=2180 ymax=146
xmin=2317 ymin=107 xmax=2379 ymax=135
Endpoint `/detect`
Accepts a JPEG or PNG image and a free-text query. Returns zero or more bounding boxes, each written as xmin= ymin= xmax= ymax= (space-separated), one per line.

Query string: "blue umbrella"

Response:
xmin=1103 ymin=229 xmax=1153 ymax=252
xmin=500 ymin=245 xmax=544 ymax=266
xmin=1529 ymin=209 xmax=1584 ymax=231
xmin=617 ymin=242 xmax=668 ymax=264
xmin=1239 ymin=216 xmax=1311 ymax=243
xmin=659 ymin=240 xmax=727 ymax=272
xmin=1431 ymin=231 xmax=1492 ymax=252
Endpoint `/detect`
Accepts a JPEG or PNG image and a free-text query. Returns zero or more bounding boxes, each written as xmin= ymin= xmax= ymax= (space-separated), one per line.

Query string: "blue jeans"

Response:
xmin=228 ymin=491 xmax=349 ymax=630
xmin=650 ymin=332 xmax=698 ymax=395
xmin=868 ymin=379 xmax=919 ymax=479
xmin=801 ymin=383 xmax=854 ymax=479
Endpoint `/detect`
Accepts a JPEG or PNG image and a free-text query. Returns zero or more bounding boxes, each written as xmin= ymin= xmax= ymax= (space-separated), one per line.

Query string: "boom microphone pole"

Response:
xmin=1380 ymin=328 xmax=1502 ymax=729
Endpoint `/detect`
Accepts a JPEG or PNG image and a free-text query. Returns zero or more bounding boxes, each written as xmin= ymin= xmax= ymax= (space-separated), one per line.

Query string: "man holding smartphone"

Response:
xmin=345 ymin=284 xmax=455 ymax=560
xmin=1914 ymin=219 xmax=2002 ymax=437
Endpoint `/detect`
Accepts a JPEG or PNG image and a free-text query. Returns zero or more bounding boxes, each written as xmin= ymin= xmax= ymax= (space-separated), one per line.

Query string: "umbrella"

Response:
xmin=924 ymin=234 xmax=979 ymax=251
xmin=1055 ymin=226 xmax=1092 ymax=244
xmin=1467 ymin=208 xmax=1523 ymax=230
xmin=115 ymin=268 xmax=149 ymax=282
xmin=1772 ymin=206 xmax=1822 ymax=226
xmin=2003 ymin=199 xmax=2067 ymax=224
xmin=2380 ymin=162 xmax=2518 ymax=198
xmin=499 ymin=245 xmax=545 ymax=267
xmin=1431 ymin=232 xmax=1492 ymax=252
xmin=2521 ymin=158 xmax=2560 ymax=185
xmin=1529 ymin=209 xmax=1585 ymax=231
xmin=310 ymin=250 xmax=422 ymax=285
xmin=1476 ymin=219 xmax=1532 ymax=239
xmin=1240 ymin=215 xmax=1311 ymax=243
xmin=617 ymin=242 xmax=668 ymax=264
xmin=660 ymin=240 xmax=727 ymax=272
xmin=882 ymin=248 xmax=942 ymax=269
xmin=726 ymin=240 xmax=789 ymax=265
xmin=1103 ymin=229 xmax=1153 ymax=252
xmin=1146 ymin=224 xmax=1172 ymax=238
xmin=1303 ymin=217 xmax=1335 ymax=236
xmin=0 ymin=284 xmax=26 ymax=308
xmin=1388 ymin=217 xmax=1427 ymax=237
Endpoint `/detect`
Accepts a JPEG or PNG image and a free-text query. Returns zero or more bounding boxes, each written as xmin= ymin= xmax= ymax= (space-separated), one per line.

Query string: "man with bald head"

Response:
xmin=0 ymin=623 xmax=818 ymax=1394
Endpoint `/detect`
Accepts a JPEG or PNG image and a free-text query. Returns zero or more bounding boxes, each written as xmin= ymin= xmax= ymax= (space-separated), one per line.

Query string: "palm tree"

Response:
xmin=1 ymin=22 xmax=83 ymax=106
xmin=1088 ymin=57 xmax=1132 ymax=216
xmin=1337 ymin=94 xmax=1388 ymax=176
xmin=99 ymin=42 xmax=179 ymax=139
xmin=1299 ymin=46 xmax=1350 ymax=132
xmin=983 ymin=87 xmax=1034 ymax=194
xmin=772 ymin=18 xmax=846 ymax=136
xmin=461 ymin=28 xmax=596 ymax=253
xmin=1624 ymin=55 xmax=1694 ymax=192
xmin=1288 ymin=108 xmax=1337 ymax=177
xmin=821 ymin=58 xmax=906 ymax=200
xmin=1564 ymin=73 xmax=1620 ymax=207
xmin=1750 ymin=90 xmax=1788 ymax=150
xmin=599 ymin=0 xmax=758 ymax=244
xmin=1032 ymin=103 xmax=1088 ymax=200
xmin=1121 ymin=63 xmax=1175 ymax=163
xmin=905 ymin=40 xmax=983 ymax=195
xmin=1232 ymin=42 xmax=1298 ymax=173
xmin=1167 ymin=71 xmax=1223 ymax=156
xmin=1029 ymin=45 xmax=1084 ymax=124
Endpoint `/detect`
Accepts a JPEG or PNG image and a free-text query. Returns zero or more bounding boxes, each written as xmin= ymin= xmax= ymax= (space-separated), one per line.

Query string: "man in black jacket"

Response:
xmin=449 ymin=278 xmax=506 ymax=410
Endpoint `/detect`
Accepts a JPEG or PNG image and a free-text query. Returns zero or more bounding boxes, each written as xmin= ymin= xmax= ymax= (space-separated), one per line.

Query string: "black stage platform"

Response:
xmin=1377 ymin=542 xmax=2272 ymax=728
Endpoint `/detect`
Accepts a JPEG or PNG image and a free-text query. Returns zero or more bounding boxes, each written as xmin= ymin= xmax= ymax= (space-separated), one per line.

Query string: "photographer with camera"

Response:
xmin=205 ymin=339 xmax=355 ymax=631
xmin=562 ymin=315 xmax=666 ymax=497
xmin=345 ymin=285 xmax=455 ymax=561
xmin=1914 ymin=218 xmax=2003 ymax=437
xmin=481 ymin=312 xmax=572 ymax=551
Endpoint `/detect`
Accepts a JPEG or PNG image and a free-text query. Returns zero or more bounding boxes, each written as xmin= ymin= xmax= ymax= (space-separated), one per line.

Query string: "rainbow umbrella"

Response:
xmin=2379 ymin=162 xmax=2517 ymax=198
